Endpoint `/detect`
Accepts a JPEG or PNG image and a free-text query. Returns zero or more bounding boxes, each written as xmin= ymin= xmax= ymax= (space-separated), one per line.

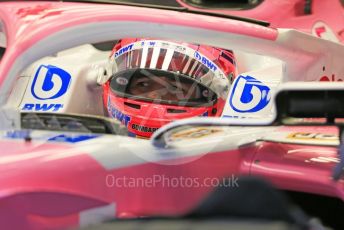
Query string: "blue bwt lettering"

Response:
xmin=194 ymin=52 xmax=217 ymax=71
xmin=22 ymin=103 xmax=63 ymax=112
xmin=114 ymin=44 xmax=134 ymax=58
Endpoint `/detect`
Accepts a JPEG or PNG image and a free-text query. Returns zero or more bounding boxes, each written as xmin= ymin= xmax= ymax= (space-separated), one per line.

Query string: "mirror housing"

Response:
xmin=273 ymin=82 xmax=344 ymax=125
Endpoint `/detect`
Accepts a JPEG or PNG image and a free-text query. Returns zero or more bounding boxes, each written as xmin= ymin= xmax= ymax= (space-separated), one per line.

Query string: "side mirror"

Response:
xmin=273 ymin=84 xmax=344 ymax=125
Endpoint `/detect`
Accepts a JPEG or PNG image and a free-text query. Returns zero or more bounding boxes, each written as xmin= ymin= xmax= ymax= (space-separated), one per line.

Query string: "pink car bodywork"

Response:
xmin=177 ymin=0 xmax=344 ymax=44
xmin=0 ymin=128 xmax=341 ymax=230
xmin=0 ymin=1 xmax=344 ymax=230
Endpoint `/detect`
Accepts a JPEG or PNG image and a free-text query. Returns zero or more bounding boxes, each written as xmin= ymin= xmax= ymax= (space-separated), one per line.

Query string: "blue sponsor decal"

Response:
xmin=229 ymin=75 xmax=271 ymax=113
xmin=4 ymin=130 xmax=98 ymax=143
xmin=48 ymin=134 xmax=98 ymax=143
xmin=140 ymin=41 xmax=156 ymax=47
xmin=31 ymin=65 xmax=71 ymax=100
xmin=5 ymin=130 xmax=31 ymax=139
xmin=114 ymin=44 xmax=134 ymax=58
xmin=22 ymin=103 xmax=63 ymax=112
xmin=194 ymin=51 xmax=217 ymax=72
xmin=107 ymin=99 xmax=131 ymax=127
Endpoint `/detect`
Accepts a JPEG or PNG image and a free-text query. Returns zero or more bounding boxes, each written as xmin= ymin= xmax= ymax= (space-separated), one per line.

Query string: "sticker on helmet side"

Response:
xmin=114 ymin=44 xmax=134 ymax=58
xmin=194 ymin=51 xmax=217 ymax=72
xmin=116 ymin=77 xmax=128 ymax=85
xmin=131 ymin=124 xmax=158 ymax=133
xmin=107 ymin=97 xmax=131 ymax=127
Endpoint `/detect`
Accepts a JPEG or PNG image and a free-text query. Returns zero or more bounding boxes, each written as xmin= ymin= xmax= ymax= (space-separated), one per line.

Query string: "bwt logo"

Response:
xmin=114 ymin=44 xmax=134 ymax=58
xmin=31 ymin=65 xmax=71 ymax=100
xmin=107 ymin=99 xmax=131 ymax=127
xmin=194 ymin=52 xmax=217 ymax=72
xmin=22 ymin=103 xmax=63 ymax=112
xmin=229 ymin=75 xmax=271 ymax=113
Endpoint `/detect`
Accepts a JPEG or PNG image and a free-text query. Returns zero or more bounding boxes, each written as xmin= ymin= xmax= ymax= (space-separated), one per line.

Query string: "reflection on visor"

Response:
xmin=110 ymin=40 xmax=230 ymax=102
xmin=112 ymin=40 xmax=229 ymax=94
xmin=110 ymin=69 xmax=216 ymax=106
xmin=114 ymin=47 xmax=215 ymax=81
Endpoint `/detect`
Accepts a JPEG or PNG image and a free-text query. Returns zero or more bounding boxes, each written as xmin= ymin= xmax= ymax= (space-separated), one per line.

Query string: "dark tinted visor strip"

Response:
xmin=156 ymin=48 xmax=167 ymax=69
xmin=145 ymin=48 xmax=154 ymax=68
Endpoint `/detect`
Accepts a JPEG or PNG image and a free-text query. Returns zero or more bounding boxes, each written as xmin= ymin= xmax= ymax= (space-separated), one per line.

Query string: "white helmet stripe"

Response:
xmin=150 ymin=47 xmax=161 ymax=69
xmin=188 ymin=60 xmax=198 ymax=76
xmin=140 ymin=45 xmax=149 ymax=68
xmin=182 ymin=56 xmax=192 ymax=74
xmin=161 ymin=48 xmax=174 ymax=70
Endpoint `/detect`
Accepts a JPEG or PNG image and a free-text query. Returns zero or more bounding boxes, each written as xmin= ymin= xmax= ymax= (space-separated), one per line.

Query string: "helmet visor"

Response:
xmin=110 ymin=68 xmax=216 ymax=106
xmin=108 ymin=40 xmax=230 ymax=101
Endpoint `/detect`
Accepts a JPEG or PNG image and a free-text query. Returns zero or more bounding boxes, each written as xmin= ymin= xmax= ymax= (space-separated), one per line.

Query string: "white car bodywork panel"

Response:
xmin=16 ymin=44 xmax=108 ymax=116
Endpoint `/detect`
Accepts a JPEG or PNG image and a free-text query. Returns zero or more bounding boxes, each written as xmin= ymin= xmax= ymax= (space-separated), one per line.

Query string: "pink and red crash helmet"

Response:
xmin=102 ymin=38 xmax=236 ymax=138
